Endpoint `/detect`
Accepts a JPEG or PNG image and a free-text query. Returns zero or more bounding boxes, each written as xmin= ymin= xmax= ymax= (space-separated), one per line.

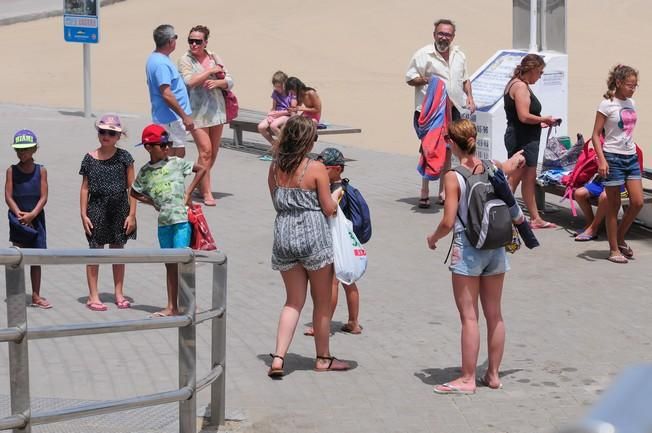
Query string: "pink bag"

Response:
xmin=212 ymin=57 xmax=239 ymax=123
xmin=222 ymin=89 xmax=239 ymax=123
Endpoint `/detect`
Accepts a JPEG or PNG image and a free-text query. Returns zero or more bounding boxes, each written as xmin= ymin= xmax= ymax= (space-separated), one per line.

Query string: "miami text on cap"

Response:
xmin=12 ymin=129 xmax=38 ymax=149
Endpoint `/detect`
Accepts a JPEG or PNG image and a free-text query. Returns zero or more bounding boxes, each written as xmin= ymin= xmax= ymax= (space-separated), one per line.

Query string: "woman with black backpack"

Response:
xmin=426 ymin=119 xmax=525 ymax=394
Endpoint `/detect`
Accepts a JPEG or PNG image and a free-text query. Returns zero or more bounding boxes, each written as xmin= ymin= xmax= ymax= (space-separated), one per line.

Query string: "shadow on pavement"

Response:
xmin=414 ymin=364 xmax=522 ymax=387
xmin=395 ymin=197 xmax=444 ymax=214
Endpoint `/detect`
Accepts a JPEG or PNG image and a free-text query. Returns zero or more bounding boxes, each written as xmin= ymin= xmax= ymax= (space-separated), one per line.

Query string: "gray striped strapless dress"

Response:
xmin=271 ymin=186 xmax=333 ymax=271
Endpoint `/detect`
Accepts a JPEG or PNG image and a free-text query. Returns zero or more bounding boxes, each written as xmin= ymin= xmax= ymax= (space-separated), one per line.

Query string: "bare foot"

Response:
xmin=303 ymin=326 xmax=314 ymax=336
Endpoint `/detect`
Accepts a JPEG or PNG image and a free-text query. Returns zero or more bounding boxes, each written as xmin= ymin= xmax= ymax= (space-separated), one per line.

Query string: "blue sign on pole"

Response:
xmin=64 ymin=0 xmax=99 ymax=43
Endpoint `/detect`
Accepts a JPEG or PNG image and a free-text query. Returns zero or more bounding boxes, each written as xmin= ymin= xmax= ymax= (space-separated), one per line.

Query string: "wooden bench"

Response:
xmin=535 ymin=166 xmax=652 ymax=209
xmin=229 ymin=108 xmax=362 ymax=147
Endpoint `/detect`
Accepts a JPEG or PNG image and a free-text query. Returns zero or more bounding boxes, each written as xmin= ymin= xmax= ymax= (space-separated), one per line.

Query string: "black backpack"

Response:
xmin=340 ymin=178 xmax=372 ymax=244
xmin=453 ymin=161 xmax=512 ymax=250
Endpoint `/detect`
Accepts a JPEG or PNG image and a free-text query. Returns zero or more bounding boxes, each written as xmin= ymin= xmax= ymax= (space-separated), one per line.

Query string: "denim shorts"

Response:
xmin=585 ymin=179 xmax=625 ymax=197
xmin=603 ymin=152 xmax=641 ymax=187
xmin=448 ymin=232 xmax=510 ymax=277
xmin=158 ymin=221 xmax=191 ymax=248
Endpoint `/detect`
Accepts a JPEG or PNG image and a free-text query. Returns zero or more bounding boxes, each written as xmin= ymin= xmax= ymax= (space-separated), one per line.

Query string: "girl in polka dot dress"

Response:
xmin=79 ymin=114 xmax=137 ymax=311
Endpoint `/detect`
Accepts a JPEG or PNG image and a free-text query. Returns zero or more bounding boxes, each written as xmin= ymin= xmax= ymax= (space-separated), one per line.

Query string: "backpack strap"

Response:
xmin=451 ymin=165 xmax=476 ymax=232
xmin=340 ymin=178 xmax=350 ymax=207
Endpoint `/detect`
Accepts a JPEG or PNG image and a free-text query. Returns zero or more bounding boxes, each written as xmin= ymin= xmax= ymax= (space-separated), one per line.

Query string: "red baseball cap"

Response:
xmin=136 ymin=124 xmax=170 ymax=146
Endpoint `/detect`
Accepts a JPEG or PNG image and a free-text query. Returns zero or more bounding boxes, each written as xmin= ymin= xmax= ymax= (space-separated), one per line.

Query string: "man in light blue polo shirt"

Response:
xmin=146 ymin=24 xmax=194 ymax=158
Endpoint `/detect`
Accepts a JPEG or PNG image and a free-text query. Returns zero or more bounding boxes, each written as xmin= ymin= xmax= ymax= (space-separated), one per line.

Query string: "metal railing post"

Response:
xmin=177 ymin=260 xmax=196 ymax=433
xmin=210 ymin=260 xmax=227 ymax=427
xmin=6 ymin=261 xmax=31 ymax=433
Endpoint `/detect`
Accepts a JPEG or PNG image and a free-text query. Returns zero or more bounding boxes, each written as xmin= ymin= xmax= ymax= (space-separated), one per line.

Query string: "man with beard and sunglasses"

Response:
xmin=406 ymin=19 xmax=476 ymax=207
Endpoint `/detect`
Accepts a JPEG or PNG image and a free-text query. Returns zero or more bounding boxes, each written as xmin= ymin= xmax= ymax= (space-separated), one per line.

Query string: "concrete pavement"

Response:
xmin=0 ymin=104 xmax=651 ymax=433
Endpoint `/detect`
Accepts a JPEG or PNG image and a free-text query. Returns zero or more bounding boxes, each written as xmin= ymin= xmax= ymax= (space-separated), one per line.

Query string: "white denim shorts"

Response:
xmin=164 ymin=119 xmax=188 ymax=148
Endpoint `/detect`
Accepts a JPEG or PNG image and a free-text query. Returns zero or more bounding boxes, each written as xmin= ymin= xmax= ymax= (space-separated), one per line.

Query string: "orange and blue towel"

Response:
xmin=415 ymin=76 xmax=448 ymax=180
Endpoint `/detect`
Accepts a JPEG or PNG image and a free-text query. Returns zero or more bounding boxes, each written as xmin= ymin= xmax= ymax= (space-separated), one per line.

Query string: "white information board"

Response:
xmin=465 ymin=50 xmax=568 ymax=163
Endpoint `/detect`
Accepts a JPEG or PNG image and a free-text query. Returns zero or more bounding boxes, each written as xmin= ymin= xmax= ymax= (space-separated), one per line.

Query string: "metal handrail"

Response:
xmin=0 ymin=247 xmax=227 ymax=433
xmin=30 ymin=387 xmax=194 ymax=426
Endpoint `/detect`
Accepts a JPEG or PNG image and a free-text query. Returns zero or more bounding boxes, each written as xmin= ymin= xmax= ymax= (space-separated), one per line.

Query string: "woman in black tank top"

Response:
xmin=503 ymin=54 xmax=558 ymax=229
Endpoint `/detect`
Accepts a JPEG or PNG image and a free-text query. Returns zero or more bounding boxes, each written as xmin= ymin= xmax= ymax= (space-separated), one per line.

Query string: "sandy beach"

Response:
xmin=1 ymin=0 xmax=650 ymax=156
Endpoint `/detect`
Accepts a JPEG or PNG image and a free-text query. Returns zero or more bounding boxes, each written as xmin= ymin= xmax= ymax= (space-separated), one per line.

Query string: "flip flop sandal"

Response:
xmin=203 ymin=197 xmax=217 ymax=207
xmin=418 ymin=198 xmax=431 ymax=209
xmin=607 ymin=255 xmax=628 ymax=264
xmin=30 ymin=298 xmax=53 ymax=309
xmin=87 ymin=302 xmax=107 ymax=311
xmin=115 ymin=299 xmax=131 ymax=309
xmin=575 ymin=233 xmax=598 ymax=242
xmin=478 ymin=376 xmax=503 ymax=389
xmin=268 ymin=353 xmax=284 ymax=378
xmin=618 ymin=244 xmax=634 ymax=258
xmin=149 ymin=311 xmax=172 ymax=318
xmin=314 ymin=356 xmax=350 ymax=372
xmin=433 ymin=383 xmax=475 ymax=395
xmin=530 ymin=220 xmax=557 ymax=229
xmin=341 ymin=324 xmax=363 ymax=334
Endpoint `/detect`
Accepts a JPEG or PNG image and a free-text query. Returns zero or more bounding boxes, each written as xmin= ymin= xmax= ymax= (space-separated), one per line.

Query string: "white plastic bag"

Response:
xmin=329 ymin=206 xmax=367 ymax=284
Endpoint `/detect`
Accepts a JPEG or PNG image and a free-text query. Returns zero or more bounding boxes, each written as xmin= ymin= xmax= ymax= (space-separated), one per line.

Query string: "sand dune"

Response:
xmin=1 ymin=0 xmax=650 ymax=156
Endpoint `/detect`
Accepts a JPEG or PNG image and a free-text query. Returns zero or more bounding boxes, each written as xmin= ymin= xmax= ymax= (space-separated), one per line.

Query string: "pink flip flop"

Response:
xmin=607 ymin=255 xmax=628 ymax=264
xmin=87 ymin=302 xmax=107 ymax=311
xmin=115 ymin=299 xmax=131 ymax=309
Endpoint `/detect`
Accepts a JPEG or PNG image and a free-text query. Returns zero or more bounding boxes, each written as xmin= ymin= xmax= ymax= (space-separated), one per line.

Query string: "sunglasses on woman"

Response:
xmin=188 ymin=38 xmax=204 ymax=46
xmin=98 ymin=129 xmax=119 ymax=137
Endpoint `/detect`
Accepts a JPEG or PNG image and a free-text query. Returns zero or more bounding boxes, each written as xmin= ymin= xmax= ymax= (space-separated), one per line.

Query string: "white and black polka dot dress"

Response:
xmin=79 ymin=148 xmax=137 ymax=247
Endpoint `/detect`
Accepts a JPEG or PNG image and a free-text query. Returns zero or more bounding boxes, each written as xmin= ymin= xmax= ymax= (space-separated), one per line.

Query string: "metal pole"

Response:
xmin=6 ymin=262 xmax=31 ymax=433
xmin=177 ymin=260 xmax=196 ymax=433
xmin=529 ymin=0 xmax=538 ymax=52
xmin=540 ymin=0 xmax=548 ymax=51
xmin=83 ymin=43 xmax=91 ymax=118
xmin=210 ymin=260 xmax=227 ymax=427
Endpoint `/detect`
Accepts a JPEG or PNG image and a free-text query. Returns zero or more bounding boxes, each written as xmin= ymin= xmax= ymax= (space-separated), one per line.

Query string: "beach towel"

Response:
xmin=415 ymin=76 xmax=448 ymax=181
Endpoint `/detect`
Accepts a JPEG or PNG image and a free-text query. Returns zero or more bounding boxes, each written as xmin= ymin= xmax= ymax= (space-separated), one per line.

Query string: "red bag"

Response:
xmin=222 ymin=89 xmax=239 ymax=123
xmin=212 ymin=57 xmax=239 ymax=123
xmin=187 ymin=204 xmax=217 ymax=251
xmin=561 ymin=138 xmax=598 ymax=216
